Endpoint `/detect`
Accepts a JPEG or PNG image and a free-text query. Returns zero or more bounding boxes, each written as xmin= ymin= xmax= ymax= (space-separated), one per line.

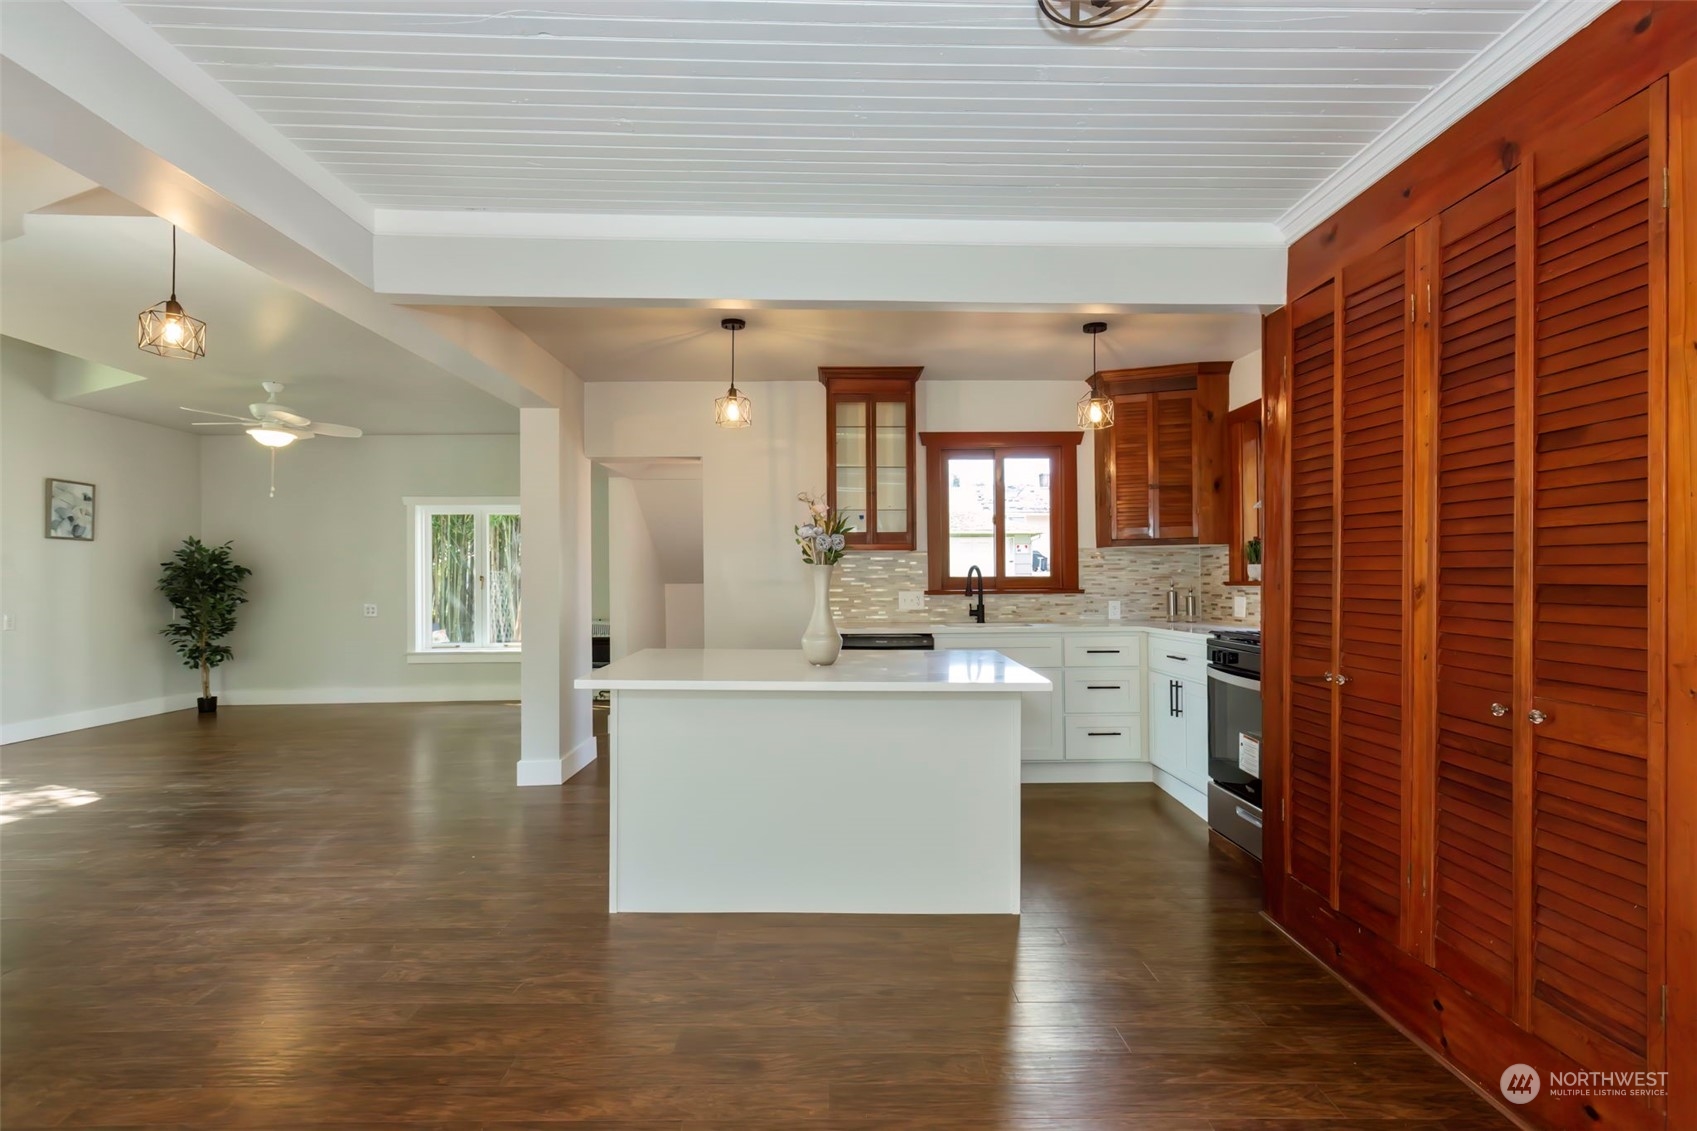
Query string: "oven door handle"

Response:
xmin=1206 ymin=668 xmax=1261 ymax=693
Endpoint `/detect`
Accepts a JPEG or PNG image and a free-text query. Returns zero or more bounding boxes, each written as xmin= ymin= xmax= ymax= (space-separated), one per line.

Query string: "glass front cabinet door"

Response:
xmin=820 ymin=366 xmax=920 ymax=550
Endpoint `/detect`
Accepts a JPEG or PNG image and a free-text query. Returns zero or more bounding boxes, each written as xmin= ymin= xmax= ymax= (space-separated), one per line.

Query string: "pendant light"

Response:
xmin=1038 ymin=0 xmax=1157 ymax=30
xmin=713 ymin=317 xmax=751 ymax=428
xmin=137 ymin=224 xmax=207 ymax=359
xmin=1076 ymin=321 xmax=1113 ymax=430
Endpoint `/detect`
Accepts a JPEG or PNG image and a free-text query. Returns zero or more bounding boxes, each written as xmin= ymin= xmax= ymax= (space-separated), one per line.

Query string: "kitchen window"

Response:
xmin=919 ymin=432 xmax=1082 ymax=594
xmin=406 ymin=498 xmax=521 ymax=659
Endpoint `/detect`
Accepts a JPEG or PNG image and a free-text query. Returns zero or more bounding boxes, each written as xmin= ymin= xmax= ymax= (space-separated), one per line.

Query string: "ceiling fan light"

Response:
xmin=247 ymin=427 xmax=298 ymax=448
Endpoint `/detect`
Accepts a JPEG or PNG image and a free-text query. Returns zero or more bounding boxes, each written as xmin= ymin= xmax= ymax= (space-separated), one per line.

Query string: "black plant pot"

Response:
xmin=197 ymin=696 xmax=218 ymax=715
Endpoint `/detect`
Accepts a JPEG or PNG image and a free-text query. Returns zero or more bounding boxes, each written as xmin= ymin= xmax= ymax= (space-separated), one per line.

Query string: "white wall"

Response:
xmin=665 ymin=583 xmax=705 ymax=648
xmin=199 ymin=433 xmax=521 ymax=703
xmin=606 ymin=475 xmax=667 ymax=659
xmin=1229 ymin=349 xmax=1263 ymax=411
xmin=1 ymin=337 xmax=201 ymax=741
xmin=591 ymin=464 xmax=610 ymax=624
xmin=587 ymin=380 xmax=823 ymax=649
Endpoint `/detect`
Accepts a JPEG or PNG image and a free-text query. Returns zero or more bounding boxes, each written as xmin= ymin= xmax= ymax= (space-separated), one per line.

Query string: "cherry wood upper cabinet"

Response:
xmin=1226 ymin=401 xmax=1264 ymax=585
xmin=821 ymin=367 xmax=920 ymax=550
xmin=1430 ymin=173 xmax=1519 ymax=1017
xmin=1093 ymin=363 xmax=1230 ymax=546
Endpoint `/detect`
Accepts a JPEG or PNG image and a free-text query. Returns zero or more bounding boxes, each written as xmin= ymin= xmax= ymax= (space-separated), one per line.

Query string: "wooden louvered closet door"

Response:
xmin=1522 ymin=84 xmax=1665 ymax=1073
xmin=1430 ymin=176 xmax=1518 ymax=1015
xmin=1334 ymin=237 xmax=1412 ymax=940
xmin=1285 ymin=283 xmax=1337 ymax=899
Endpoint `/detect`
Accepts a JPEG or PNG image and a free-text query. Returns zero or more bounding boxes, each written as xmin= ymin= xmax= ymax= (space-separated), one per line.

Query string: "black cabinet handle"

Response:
xmin=1175 ymin=682 xmax=1184 ymax=717
xmin=1168 ymin=680 xmax=1177 ymax=716
xmin=1087 ymin=731 xmax=1122 ymax=737
xmin=1086 ymin=649 xmax=1121 ymax=654
xmin=1086 ymin=684 xmax=1120 ymax=691
xmin=1165 ymin=654 xmax=1188 ymax=662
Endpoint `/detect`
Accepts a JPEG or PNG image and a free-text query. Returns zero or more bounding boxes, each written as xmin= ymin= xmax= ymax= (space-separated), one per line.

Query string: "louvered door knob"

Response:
xmin=1490 ymin=702 xmax=1508 ymax=717
xmin=1527 ymin=709 xmax=1549 ymax=725
xmin=1334 ymin=673 xmax=1351 ymax=686
xmin=1322 ymin=671 xmax=1334 ymax=683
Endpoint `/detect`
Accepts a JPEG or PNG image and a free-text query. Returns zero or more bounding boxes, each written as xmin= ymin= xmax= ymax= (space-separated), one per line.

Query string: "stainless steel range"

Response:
xmin=1206 ymin=629 xmax=1263 ymax=860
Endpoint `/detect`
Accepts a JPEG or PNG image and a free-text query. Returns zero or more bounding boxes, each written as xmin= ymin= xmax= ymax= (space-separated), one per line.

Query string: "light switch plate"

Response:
xmin=1 ymin=614 xmax=12 ymax=631
xmin=362 ymin=603 xmax=378 ymax=618
xmin=1106 ymin=600 xmax=1122 ymax=620
xmin=897 ymin=590 xmax=926 ymax=612
xmin=1233 ymin=593 xmax=1249 ymax=619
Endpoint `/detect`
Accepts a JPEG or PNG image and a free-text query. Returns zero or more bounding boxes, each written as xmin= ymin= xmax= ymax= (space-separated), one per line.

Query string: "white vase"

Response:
xmin=1247 ymin=563 xmax=1263 ymax=582
xmin=801 ymin=563 xmax=842 ymax=666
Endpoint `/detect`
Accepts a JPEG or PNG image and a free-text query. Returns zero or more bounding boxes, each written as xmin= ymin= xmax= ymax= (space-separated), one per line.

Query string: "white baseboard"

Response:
xmin=1153 ymin=768 xmax=1208 ymax=819
xmin=562 ymin=734 xmax=598 ymax=781
xmin=220 ymin=686 xmax=518 ymax=706
xmin=1 ymin=694 xmax=197 ymax=745
xmin=516 ymin=733 xmax=598 ymax=787
xmin=1021 ymin=760 xmax=1153 ymax=784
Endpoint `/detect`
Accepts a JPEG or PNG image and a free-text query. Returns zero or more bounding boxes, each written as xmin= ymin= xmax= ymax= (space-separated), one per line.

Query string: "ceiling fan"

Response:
xmin=180 ymin=381 xmax=363 ymax=448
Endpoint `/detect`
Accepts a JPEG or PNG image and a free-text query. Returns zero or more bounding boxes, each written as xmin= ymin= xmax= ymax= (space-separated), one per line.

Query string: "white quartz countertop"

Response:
xmin=839 ymin=619 xmax=1246 ymax=637
xmin=576 ymin=648 xmax=1053 ymax=693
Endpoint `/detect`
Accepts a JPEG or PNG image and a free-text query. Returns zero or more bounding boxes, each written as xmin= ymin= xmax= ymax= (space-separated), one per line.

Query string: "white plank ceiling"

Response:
xmin=124 ymin=0 xmax=1543 ymax=221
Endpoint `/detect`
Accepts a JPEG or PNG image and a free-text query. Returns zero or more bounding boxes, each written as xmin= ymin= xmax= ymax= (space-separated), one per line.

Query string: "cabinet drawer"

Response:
xmin=1064 ymin=635 xmax=1144 ymax=668
xmin=935 ymin=634 xmax=1062 ymax=669
xmin=1064 ymin=716 xmax=1145 ymax=761
xmin=1064 ymin=669 xmax=1142 ymax=715
xmin=1148 ymin=636 xmax=1207 ymax=679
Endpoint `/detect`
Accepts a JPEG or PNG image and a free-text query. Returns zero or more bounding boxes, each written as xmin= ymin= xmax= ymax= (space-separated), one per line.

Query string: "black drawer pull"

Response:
xmin=1165 ymin=654 xmax=1189 ymax=661
xmin=1086 ymin=648 xmax=1120 ymax=654
xmin=1086 ymin=731 xmax=1123 ymax=737
xmin=1086 ymin=684 xmax=1121 ymax=691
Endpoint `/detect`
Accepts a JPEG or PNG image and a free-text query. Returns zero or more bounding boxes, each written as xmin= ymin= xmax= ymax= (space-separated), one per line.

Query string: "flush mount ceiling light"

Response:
xmin=1038 ymin=0 xmax=1156 ymax=29
xmin=713 ymin=317 xmax=752 ymax=429
xmin=137 ymin=224 xmax=207 ymax=360
xmin=1076 ymin=322 xmax=1114 ymax=431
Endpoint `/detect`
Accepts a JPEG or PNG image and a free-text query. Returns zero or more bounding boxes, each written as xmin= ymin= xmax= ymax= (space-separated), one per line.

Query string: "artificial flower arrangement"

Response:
xmin=794 ymin=492 xmax=853 ymax=566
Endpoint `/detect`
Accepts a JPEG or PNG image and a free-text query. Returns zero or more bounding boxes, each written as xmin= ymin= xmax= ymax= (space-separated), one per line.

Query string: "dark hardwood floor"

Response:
xmin=1 ymin=703 xmax=1510 ymax=1129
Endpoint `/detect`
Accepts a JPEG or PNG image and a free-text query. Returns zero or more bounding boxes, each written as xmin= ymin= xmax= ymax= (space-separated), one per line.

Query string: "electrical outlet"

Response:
xmin=362 ymin=603 xmax=378 ymax=618
xmin=1 ymin=614 xmax=12 ymax=631
xmin=1106 ymin=600 xmax=1122 ymax=620
xmin=897 ymin=590 xmax=926 ymax=612
xmin=1233 ymin=593 xmax=1249 ymax=619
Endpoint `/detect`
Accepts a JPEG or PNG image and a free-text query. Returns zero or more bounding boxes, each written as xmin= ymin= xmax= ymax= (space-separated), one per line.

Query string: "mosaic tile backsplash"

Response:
xmin=832 ymin=546 xmax=1261 ymax=625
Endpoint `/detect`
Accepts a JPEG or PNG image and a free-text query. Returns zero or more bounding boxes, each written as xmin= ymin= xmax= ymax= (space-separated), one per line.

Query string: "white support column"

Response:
xmin=518 ymin=407 xmax=564 ymax=786
xmin=519 ymin=402 xmax=596 ymax=786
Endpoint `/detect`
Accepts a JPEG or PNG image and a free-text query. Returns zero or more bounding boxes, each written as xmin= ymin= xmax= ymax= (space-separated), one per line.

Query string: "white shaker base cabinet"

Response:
xmin=577 ymin=649 xmax=1044 ymax=914
xmin=1146 ymin=631 xmax=1211 ymax=818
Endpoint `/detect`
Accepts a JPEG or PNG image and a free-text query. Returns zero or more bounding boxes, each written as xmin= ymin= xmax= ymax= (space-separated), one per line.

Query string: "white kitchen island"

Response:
xmin=575 ymin=648 xmax=1049 ymax=915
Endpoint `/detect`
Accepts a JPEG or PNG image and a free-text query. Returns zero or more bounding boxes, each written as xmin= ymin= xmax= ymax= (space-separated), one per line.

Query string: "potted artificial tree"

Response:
xmin=158 ymin=537 xmax=252 ymax=714
xmin=1245 ymin=536 xmax=1263 ymax=582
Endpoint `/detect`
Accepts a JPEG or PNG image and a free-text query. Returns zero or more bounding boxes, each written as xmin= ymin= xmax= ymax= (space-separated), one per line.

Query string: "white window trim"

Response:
xmin=404 ymin=497 xmax=522 ymax=661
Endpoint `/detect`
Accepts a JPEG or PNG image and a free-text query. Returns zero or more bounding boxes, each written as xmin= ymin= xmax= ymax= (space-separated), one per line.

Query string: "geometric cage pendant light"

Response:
xmin=713 ymin=317 xmax=752 ymax=428
xmin=137 ymin=224 xmax=207 ymax=360
xmin=1075 ymin=321 xmax=1114 ymax=430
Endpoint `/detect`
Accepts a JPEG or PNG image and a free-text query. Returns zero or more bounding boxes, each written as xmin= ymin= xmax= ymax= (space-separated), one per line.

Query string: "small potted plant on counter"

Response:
xmin=1245 ymin=536 xmax=1263 ymax=582
xmin=158 ymin=537 xmax=252 ymax=714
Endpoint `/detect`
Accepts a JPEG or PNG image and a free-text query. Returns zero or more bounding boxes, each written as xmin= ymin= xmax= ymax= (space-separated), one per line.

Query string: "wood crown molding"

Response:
xmin=1276 ymin=0 xmax=1612 ymax=243
xmin=818 ymin=366 xmax=922 ymax=386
